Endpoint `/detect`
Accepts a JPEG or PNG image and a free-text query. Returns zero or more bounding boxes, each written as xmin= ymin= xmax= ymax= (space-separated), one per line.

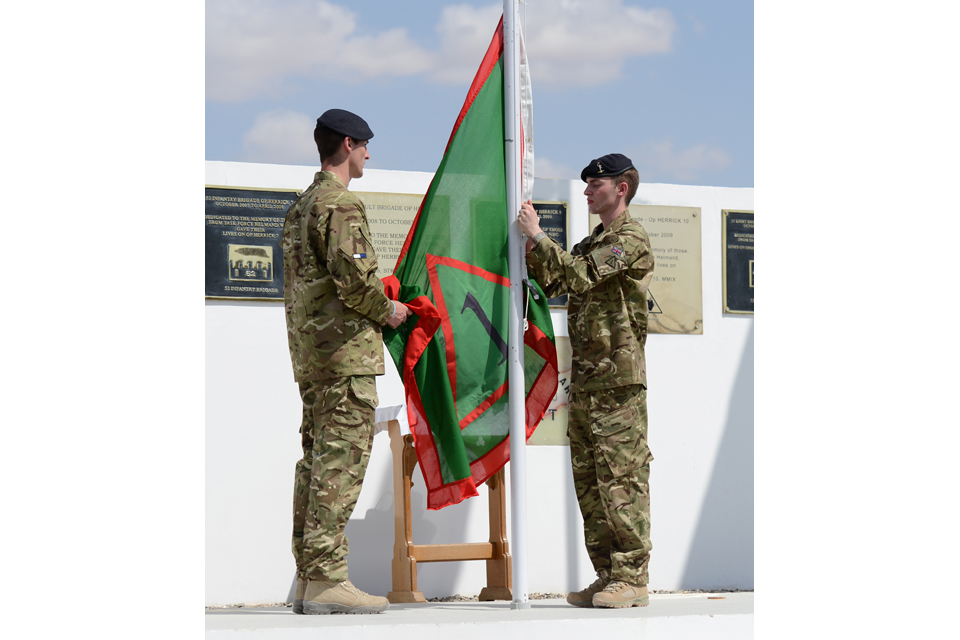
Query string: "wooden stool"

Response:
xmin=386 ymin=419 xmax=512 ymax=603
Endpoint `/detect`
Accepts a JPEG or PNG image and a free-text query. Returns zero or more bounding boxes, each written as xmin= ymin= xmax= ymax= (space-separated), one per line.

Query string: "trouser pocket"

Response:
xmin=349 ymin=375 xmax=378 ymax=411
xmin=590 ymin=404 xmax=646 ymax=478
xmin=314 ymin=377 xmax=377 ymax=453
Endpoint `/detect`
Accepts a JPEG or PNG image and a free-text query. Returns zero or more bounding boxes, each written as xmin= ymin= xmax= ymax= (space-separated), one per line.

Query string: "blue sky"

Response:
xmin=206 ymin=0 xmax=753 ymax=187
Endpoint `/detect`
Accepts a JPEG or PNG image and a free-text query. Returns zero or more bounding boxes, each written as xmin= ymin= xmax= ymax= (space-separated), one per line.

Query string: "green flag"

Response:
xmin=382 ymin=16 xmax=556 ymax=510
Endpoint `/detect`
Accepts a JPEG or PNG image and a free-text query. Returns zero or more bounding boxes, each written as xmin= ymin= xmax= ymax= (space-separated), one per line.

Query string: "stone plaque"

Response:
xmin=722 ymin=210 xmax=754 ymax=314
xmin=357 ymin=192 xmax=424 ymax=278
xmin=205 ymin=186 xmax=299 ymax=301
xmin=591 ymin=205 xmax=704 ymax=334
xmin=528 ymin=337 xmax=571 ymax=445
xmin=531 ymin=201 xmax=569 ymax=307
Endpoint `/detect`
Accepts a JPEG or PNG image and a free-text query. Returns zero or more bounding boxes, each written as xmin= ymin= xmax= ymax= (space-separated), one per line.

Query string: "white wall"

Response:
xmin=205 ymin=161 xmax=753 ymax=605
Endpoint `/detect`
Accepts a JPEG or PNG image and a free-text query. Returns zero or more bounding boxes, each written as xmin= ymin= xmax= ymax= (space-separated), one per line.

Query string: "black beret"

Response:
xmin=316 ymin=108 xmax=374 ymax=140
xmin=580 ymin=153 xmax=634 ymax=181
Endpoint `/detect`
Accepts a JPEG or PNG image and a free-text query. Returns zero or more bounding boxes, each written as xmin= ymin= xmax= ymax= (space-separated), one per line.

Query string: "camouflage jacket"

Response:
xmin=526 ymin=210 xmax=654 ymax=393
xmin=282 ymin=171 xmax=393 ymax=383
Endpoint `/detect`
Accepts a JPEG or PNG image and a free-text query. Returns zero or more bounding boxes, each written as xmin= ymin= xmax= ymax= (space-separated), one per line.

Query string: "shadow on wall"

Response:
xmin=285 ymin=461 xmax=449 ymax=600
xmin=680 ymin=321 xmax=754 ymax=589
xmin=338 ymin=463 xmax=475 ymax=599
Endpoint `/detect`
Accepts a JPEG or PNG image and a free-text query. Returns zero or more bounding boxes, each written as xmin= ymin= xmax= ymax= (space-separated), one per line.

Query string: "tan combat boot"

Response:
xmin=302 ymin=579 xmax=390 ymax=615
xmin=592 ymin=580 xmax=649 ymax=608
xmin=292 ymin=578 xmax=305 ymax=614
xmin=566 ymin=574 xmax=609 ymax=608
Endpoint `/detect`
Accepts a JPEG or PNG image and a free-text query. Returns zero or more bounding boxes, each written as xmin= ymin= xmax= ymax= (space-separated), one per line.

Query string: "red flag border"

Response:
xmin=384 ymin=17 xmax=559 ymax=510
xmin=404 ymin=311 xmax=558 ymax=511
xmin=392 ymin=17 xmax=504 ymax=275
xmin=426 ymin=254 xmax=511 ymax=428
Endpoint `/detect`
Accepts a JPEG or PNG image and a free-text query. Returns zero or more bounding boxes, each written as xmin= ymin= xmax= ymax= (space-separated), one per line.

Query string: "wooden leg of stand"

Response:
xmin=478 ymin=469 xmax=512 ymax=601
xmin=387 ymin=421 xmax=427 ymax=603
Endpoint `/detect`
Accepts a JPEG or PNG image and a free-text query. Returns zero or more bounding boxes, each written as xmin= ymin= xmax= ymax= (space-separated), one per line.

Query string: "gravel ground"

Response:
xmin=206 ymin=589 xmax=752 ymax=609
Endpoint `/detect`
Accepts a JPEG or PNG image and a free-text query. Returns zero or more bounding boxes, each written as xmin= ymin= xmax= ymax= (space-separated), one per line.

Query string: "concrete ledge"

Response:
xmin=205 ymin=593 xmax=753 ymax=639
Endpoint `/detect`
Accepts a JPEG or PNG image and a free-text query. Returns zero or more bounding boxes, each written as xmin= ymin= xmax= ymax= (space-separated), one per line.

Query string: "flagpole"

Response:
xmin=503 ymin=0 xmax=530 ymax=611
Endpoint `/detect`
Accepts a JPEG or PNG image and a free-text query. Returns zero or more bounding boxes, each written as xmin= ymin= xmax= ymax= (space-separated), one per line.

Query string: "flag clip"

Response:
xmin=522 ymin=278 xmax=540 ymax=333
xmin=522 ymin=278 xmax=540 ymax=301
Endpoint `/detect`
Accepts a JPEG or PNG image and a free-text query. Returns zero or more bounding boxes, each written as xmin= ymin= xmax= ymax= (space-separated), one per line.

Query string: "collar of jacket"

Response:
xmin=590 ymin=209 xmax=633 ymax=242
xmin=315 ymin=170 xmax=346 ymax=189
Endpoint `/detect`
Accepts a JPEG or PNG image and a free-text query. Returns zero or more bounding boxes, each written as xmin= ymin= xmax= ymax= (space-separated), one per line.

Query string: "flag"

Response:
xmin=382 ymin=16 xmax=557 ymax=510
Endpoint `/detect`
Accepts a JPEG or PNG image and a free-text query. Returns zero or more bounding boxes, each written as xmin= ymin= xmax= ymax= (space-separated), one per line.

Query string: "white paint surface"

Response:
xmin=205 ymin=161 xmax=753 ymax=605
xmin=205 ymin=593 xmax=754 ymax=639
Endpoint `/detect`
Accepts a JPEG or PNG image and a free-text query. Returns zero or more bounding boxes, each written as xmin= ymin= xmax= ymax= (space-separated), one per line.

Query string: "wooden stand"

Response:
xmin=386 ymin=419 xmax=512 ymax=603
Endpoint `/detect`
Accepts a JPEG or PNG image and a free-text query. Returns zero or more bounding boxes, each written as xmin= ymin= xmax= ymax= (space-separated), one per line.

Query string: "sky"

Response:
xmin=206 ymin=0 xmax=753 ymax=187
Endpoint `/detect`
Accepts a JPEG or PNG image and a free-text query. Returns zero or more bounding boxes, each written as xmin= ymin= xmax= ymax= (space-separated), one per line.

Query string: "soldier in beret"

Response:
xmin=518 ymin=153 xmax=655 ymax=609
xmin=282 ymin=108 xmax=409 ymax=615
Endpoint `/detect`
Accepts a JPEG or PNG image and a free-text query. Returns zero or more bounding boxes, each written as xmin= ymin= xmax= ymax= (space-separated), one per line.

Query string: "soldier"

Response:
xmin=517 ymin=153 xmax=655 ymax=609
xmin=283 ymin=108 xmax=410 ymax=615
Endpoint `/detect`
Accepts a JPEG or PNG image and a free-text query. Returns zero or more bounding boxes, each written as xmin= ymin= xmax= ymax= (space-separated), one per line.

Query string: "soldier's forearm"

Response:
xmin=527 ymin=254 xmax=568 ymax=299
xmin=533 ymin=244 xmax=605 ymax=297
xmin=337 ymin=278 xmax=393 ymax=324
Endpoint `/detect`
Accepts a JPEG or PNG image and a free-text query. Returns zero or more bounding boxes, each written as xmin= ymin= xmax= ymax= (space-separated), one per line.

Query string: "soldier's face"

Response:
xmin=348 ymin=139 xmax=370 ymax=179
xmin=584 ymin=177 xmax=619 ymax=215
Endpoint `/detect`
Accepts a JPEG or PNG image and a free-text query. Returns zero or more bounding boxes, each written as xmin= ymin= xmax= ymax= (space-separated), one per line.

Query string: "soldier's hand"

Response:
xmin=517 ymin=199 xmax=542 ymax=238
xmin=386 ymin=300 xmax=410 ymax=328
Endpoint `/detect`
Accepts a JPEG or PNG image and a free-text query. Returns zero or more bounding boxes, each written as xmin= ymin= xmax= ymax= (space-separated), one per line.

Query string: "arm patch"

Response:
xmin=337 ymin=226 xmax=375 ymax=275
xmin=590 ymin=243 xmax=628 ymax=276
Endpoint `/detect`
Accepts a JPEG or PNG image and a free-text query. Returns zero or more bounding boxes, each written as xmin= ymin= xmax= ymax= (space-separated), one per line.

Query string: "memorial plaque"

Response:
xmin=528 ymin=337 xmax=571 ymax=445
xmin=357 ymin=192 xmax=424 ymax=278
xmin=205 ymin=186 xmax=299 ymax=301
xmin=592 ymin=205 xmax=704 ymax=334
xmin=531 ymin=200 xmax=569 ymax=307
xmin=722 ymin=210 xmax=754 ymax=314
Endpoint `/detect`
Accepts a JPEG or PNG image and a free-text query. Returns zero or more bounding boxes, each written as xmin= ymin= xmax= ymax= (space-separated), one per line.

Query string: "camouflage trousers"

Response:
xmin=292 ymin=375 xmax=378 ymax=582
xmin=568 ymin=384 xmax=653 ymax=586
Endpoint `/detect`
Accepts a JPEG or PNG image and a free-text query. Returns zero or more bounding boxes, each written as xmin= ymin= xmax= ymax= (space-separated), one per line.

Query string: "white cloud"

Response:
xmin=534 ymin=156 xmax=578 ymax=180
xmin=207 ymin=0 xmax=434 ymax=102
xmin=239 ymin=109 xmax=319 ymax=165
xmin=428 ymin=4 xmax=504 ymax=85
xmin=336 ymin=28 xmax=436 ymax=80
xmin=633 ymin=140 xmax=732 ymax=183
xmin=523 ymin=0 xmax=676 ymax=88
xmin=425 ymin=1 xmax=677 ymax=88
xmin=207 ymin=1 xmax=678 ymax=102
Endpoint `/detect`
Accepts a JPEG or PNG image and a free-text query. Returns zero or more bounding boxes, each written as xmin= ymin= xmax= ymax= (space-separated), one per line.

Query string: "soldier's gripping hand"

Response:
xmin=386 ymin=300 xmax=410 ymax=329
xmin=517 ymin=199 xmax=542 ymax=238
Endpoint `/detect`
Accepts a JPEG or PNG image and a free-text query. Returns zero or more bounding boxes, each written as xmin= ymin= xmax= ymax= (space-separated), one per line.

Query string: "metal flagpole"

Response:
xmin=503 ymin=0 xmax=530 ymax=611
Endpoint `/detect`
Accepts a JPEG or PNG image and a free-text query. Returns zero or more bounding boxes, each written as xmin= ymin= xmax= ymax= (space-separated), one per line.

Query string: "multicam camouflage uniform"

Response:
xmin=283 ymin=171 xmax=393 ymax=582
xmin=526 ymin=210 xmax=655 ymax=586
